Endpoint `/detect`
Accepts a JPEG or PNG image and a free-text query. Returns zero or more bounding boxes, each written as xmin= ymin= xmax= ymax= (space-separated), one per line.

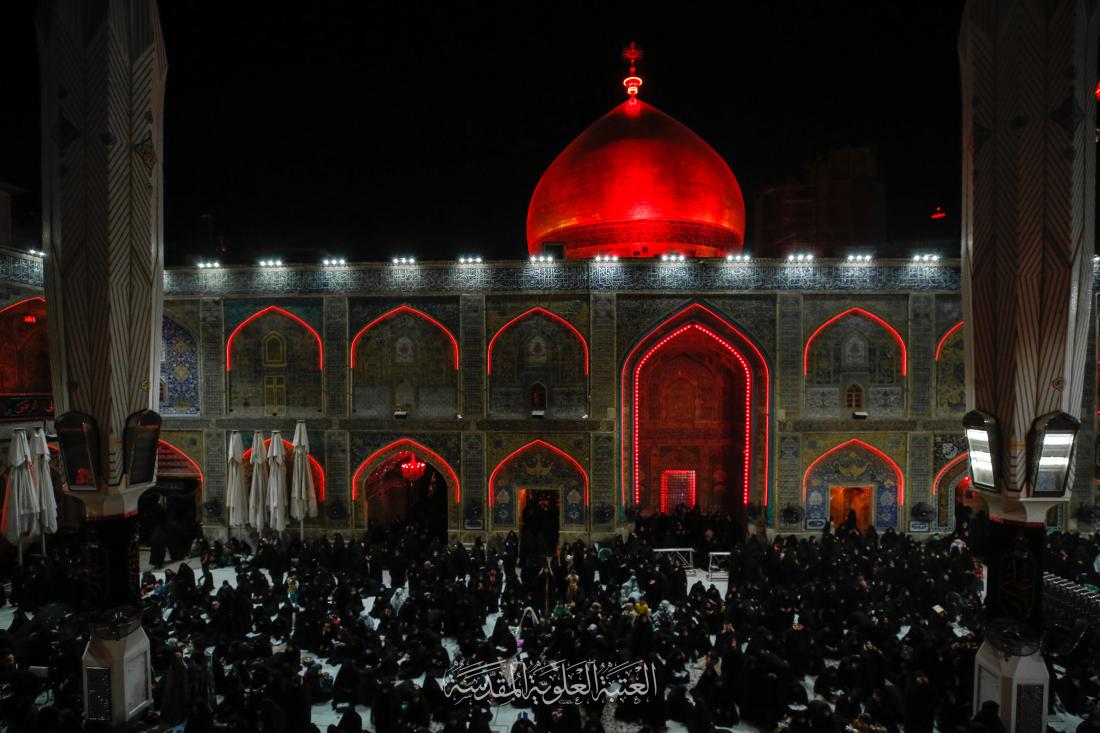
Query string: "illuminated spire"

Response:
xmin=622 ymin=42 xmax=644 ymax=102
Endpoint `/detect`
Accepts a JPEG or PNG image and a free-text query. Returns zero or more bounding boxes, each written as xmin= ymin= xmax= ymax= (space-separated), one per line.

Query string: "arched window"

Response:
xmin=262 ymin=332 xmax=286 ymax=367
xmin=159 ymin=379 xmax=168 ymax=404
xmin=844 ymin=384 xmax=864 ymax=410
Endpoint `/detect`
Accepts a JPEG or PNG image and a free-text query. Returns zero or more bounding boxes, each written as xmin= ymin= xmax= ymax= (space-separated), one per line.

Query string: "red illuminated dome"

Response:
xmin=527 ymin=99 xmax=745 ymax=259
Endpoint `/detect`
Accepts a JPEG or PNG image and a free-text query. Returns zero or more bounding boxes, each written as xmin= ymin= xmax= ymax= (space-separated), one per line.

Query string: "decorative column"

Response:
xmin=38 ymin=0 xmax=167 ymax=724
xmin=959 ymin=1 xmax=1098 ymax=731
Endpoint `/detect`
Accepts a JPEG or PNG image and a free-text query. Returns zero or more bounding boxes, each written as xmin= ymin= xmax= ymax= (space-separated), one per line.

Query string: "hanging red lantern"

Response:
xmin=400 ymin=453 xmax=426 ymax=482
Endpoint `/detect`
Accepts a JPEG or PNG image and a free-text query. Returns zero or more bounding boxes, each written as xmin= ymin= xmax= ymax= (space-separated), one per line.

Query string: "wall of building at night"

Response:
xmin=0 ymin=248 xmax=1093 ymax=541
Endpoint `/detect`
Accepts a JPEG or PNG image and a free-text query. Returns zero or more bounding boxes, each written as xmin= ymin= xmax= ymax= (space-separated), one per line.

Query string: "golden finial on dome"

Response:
xmin=622 ymin=42 xmax=644 ymax=101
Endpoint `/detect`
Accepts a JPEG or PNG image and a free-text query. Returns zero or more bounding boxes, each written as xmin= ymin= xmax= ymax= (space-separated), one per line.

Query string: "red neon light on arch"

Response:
xmin=349 ymin=305 xmax=459 ymax=369
xmin=0 ymin=296 xmax=46 ymax=316
xmin=803 ymin=307 xmax=907 ymax=376
xmin=487 ymin=307 xmax=589 ymax=375
xmin=802 ymin=438 xmax=904 ymax=505
xmin=158 ymin=439 xmax=205 ymax=496
xmin=351 ymin=438 xmax=460 ymax=503
xmin=242 ymin=437 xmax=326 ymax=502
xmin=489 ymin=439 xmax=589 ymax=507
xmin=621 ymin=303 xmax=772 ymax=508
xmin=630 ymin=323 xmax=752 ymax=509
xmin=932 ymin=452 xmax=968 ymax=497
xmin=935 ymin=321 xmax=964 ymax=361
xmin=226 ymin=306 xmax=323 ymax=371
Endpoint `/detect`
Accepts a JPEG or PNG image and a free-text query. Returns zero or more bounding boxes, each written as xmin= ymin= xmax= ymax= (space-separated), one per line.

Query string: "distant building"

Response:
xmin=752 ymin=147 xmax=886 ymax=258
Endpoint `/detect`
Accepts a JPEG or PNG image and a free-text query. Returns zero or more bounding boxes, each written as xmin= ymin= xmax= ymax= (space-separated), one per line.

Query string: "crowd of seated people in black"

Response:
xmin=0 ymin=506 xmax=1097 ymax=733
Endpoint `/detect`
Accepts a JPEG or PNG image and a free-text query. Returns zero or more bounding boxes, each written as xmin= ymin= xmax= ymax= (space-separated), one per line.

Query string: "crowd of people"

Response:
xmin=0 ymin=506 xmax=1097 ymax=733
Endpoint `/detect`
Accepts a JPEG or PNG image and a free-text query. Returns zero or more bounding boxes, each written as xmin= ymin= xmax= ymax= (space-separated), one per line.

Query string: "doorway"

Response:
xmin=829 ymin=486 xmax=872 ymax=533
xmin=361 ymin=461 xmax=447 ymax=541
xmin=519 ymin=489 xmax=559 ymax=561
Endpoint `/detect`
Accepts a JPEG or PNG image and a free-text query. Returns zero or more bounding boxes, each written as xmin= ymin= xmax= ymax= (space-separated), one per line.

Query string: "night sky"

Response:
xmin=0 ymin=1 xmax=964 ymax=265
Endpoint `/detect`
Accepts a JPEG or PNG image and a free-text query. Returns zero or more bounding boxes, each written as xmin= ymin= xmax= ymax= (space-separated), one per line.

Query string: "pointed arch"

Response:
xmin=935 ymin=321 xmax=964 ymax=361
xmin=802 ymin=438 xmax=904 ymax=504
xmin=803 ymin=307 xmax=907 ymax=376
xmin=226 ymin=306 xmax=323 ymax=371
xmin=0 ymin=296 xmax=45 ymax=315
xmin=631 ymin=323 xmax=752 ymax=507
xmin=621 ymin=302 xmax=772 ymax=508
xmin=352 ymin=438 xmax=460 ymax=503
xmin=932 ymin=452 xmax=969 ymax=496
xmin=489 ymin=439 xmax=589 ymax=506
xmin=242 ymin=437 xmax=326 ymax=501
xmin=487 ymin=307 xmax=589 ymax=375
xmin=157 ymin=440 xmax=205 ymax=496
xmin=349 ymin=305 xmax=459 ymax=369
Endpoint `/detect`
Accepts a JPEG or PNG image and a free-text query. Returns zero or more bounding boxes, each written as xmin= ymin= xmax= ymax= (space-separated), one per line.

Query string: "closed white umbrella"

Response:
xmin=267 ymin=431 xmax=287 ymax=533
xmin=247 ymin=431 xmax=268 ymax=531
xmin=289 ymin=421 xmax=317 ymax=541
xmin=226 ymin=431 xmax=248 ymax=531
xmin=31 ymin=428 xmax=57 ymax=554
xmin=2 ymin=429 xmax=38 ymax=565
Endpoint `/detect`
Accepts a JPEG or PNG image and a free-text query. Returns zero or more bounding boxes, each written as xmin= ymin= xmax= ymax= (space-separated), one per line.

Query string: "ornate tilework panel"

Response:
xmin=776 ymin=434 xmax=801 ymax=529
xmin=160 ymin=260 xmax=963 ymax=297
xmin=909 ymin=295 xmax=932 ymax=417
xmin=804 ymin=311 xmax=906 ymax=419
xmin=325 ymin=430 xmax=349 ymax=523
xmin=590 ymin=293 xmax=616 ymax=419
xmin=160 ymin=316 xmax=199 ymax=415
xmin=460 ymin=295 xmax=484 ymax=417
xmin=490 ymin=440 xmax=587 ymax=528
xmin=351 ymin=310 xmax=457 ymax=418
xmin=200 ymin=300 xmax=223 ymax=415
xmin=777 ymin=295 xmax=802 ymax=422
xmin=592 ymin=433 xmax=615 ymax=519
xmin=462 ymin=433 xmax=484 ymax=528
xmin=803 ymin=438 xmax=902 ymax=530
xmin=223 ymin=298 xmax=323 ymax=334
xmin=487 ymin=305 xmax=587 ymax=419
xmin=226 ymin=308 xmax=324 ymax=417
xmin=324 ymin=297 xmax=347 ymax=417
xmin=907 ymin=431 xmax=933 ymax=508
xmin=202 ymin=429 xmax=223 ymax=502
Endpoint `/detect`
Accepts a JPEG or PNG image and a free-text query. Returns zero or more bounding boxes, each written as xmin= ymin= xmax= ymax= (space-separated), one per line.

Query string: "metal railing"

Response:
xmin=654 ymin=547 xmax=695 ymax=573
xmin=1043 ymin=572 xmax=1100 ymax=627
xmin=708 ymin=551 xmax=731 ymax=582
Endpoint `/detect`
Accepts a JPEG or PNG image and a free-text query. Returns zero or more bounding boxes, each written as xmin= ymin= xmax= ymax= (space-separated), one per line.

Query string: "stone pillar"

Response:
xmin=37 ymin=0 xmax=167 ymax=724
xmin=959 ymin=2 xmax=1098 ymax=730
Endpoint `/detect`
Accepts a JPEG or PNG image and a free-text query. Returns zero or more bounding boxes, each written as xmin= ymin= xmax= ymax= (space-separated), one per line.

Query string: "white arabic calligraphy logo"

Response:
xmin=443 ymin=658 xmax=658 ymax=705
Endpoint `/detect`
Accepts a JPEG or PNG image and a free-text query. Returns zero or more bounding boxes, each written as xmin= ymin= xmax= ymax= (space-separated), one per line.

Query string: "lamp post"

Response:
xmin=964 ymin=410 xmax=1080 ymax=733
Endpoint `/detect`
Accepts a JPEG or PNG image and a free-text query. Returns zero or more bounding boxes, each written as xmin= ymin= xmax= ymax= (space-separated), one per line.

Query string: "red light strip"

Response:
xmin=159 ymin=439 xmax=205 ymax=497
xmin=226 ymin=306 xmax=323 ymax=371
xmin=349 ymin=305 xmax=459 ymax=370
xmin=487 ymin=307 xmax=589 ymax=375
xmin=352 ymin=438 xmax=460 ymax=503
xmin=242 ymin=437 xmax=326 ymax=502
xmin=621 ymin=304 xmax=771 ymax=508
xmin=803 ymin=307 xmax=907 ymax=376
xmin=0 ymin=296 xmax=45 ymax=316
xmin=631 ymin=323 xmax=752 ymax=509
xmin=935 ymin=321 xmax=964 ymax=361
xmin=802 ymin=438 xmax=904 ymax=505
xmin=488 ymin=439 xmax=589 ymax=507
xmin=931 ymin=452 xmax=969 ymax=497
xmin=660 ymin=470 xmax=696 ymax=513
